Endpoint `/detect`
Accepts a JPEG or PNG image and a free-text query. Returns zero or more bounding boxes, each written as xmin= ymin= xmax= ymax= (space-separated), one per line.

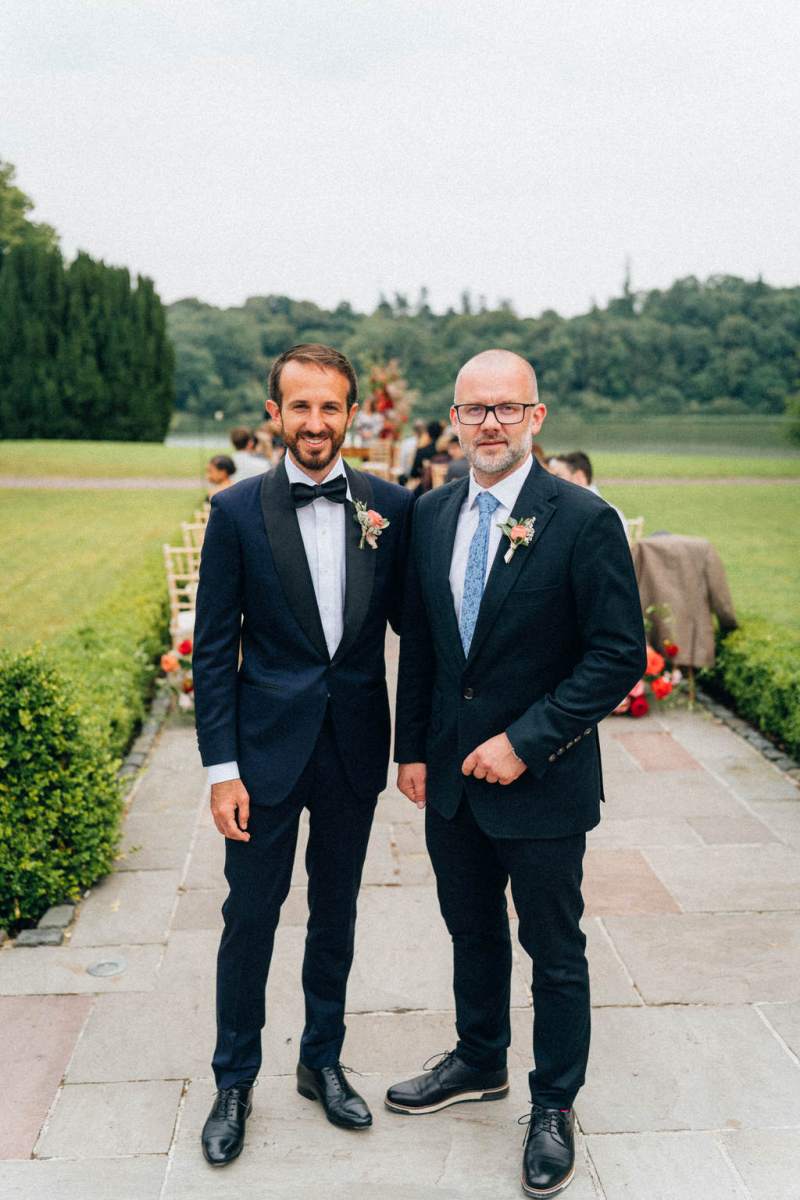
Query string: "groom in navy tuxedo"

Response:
xmin=390 ymin=350 xmax=646 ymax=1197
xmin=192 ymin=343 xmax=413 ymax=1165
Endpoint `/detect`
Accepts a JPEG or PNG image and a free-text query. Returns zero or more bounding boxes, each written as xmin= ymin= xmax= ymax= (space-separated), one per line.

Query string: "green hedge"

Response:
xmin=703 ymin=620 xmax=800 ymax=759
xmin=0 ymin=652 xmax=122 ymax=927
xmin=0 ymin=551 xmax=172 ymax=929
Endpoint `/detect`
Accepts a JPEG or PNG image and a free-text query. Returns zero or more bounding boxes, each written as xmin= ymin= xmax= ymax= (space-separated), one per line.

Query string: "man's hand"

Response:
xmin=462 ymin=733 xmax=527 ymax=786
xmin=211 ymin=779 xmax=251 ymax=841
xmin=397 ymin=762 xmax=427 ymax=810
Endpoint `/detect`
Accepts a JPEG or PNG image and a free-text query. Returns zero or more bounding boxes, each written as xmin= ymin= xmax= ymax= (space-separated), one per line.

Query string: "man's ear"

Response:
xmin=266 ymin=399 xmax=281 ymax=423
xmin=346 ymin=402 xmax=359 ymax=429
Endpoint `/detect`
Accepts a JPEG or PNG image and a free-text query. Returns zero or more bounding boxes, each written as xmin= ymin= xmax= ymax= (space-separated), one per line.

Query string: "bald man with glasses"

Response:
xmin=389 ymin=351 xmax=646 ymax=1197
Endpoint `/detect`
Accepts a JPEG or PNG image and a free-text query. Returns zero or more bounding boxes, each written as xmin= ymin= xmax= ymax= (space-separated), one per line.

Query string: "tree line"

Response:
xmin=0 ymin=159 xmax=174 ymax=441
xmin=168 ymin=275 xmax=800 ymax=425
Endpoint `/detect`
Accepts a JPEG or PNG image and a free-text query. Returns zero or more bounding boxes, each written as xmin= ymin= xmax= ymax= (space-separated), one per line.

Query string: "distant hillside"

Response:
xmin=167 ymin=276 xmax=800 ymax=424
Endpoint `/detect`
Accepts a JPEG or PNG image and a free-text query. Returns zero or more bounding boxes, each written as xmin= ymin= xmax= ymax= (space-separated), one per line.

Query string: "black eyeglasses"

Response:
xmin=453 ymin=403 xmax=536 ymax=426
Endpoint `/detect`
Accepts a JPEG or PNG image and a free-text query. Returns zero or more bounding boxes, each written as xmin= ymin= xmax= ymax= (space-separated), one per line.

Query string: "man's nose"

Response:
xmin=482 ymin=407 xmax=502 ymax=430
xmin=304 ymin=408 xmax=326 ymax=431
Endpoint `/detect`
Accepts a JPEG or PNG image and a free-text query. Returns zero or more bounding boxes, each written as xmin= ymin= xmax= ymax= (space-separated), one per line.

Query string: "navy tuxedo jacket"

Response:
xmin=394 ymin=460 xmax=647 ymax=839
xmin=193 ymin=460 xmax=414 ymax=806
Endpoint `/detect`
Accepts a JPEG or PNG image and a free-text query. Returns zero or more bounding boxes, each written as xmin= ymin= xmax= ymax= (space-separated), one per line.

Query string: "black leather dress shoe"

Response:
xmin=521 ymin=1105 xmax=576 ymax=1196
xmin=385 ymin=1049 xmax=509 ymax=1114
xmin=201 ymin=1083 xmax=254 ymax=1166
xmin=296 ymin=1061 xmax=372 ymax=1129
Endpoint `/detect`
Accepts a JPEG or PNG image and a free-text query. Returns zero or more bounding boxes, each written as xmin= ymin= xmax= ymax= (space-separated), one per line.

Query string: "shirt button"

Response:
xmin=463 ymin=687 xmax=474 ymax=700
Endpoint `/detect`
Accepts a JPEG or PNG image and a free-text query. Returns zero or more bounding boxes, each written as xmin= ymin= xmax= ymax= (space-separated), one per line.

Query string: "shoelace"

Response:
xmin=321 ymin=1063 xmax=362 ymax=1094
xmin=213 ymin=1082 xmax=256 ymax=1121
xmin=422 ymin=1049 xmax=459 ymax=1074
xmin=517 ymin=1106 xmax=569 ymax=1146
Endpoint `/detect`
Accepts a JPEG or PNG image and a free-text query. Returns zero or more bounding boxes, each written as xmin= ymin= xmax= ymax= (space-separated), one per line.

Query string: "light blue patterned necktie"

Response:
xmin=459 ymin=491 xmax=501 ymax=655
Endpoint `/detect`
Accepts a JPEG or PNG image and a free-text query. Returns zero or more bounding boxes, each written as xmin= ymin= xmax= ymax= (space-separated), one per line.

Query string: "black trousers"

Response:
xmin=212 ymin=715 xmax=376 ymax=1088
xmin=425 ymin=798 xmax=589 ymax=1108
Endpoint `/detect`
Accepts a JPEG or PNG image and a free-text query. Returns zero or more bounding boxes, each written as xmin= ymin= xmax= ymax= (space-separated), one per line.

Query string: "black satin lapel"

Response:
xmin=331 ymin=465 xmax=376 ymax=666
xmin=430 ymin=478 xmax=469 ymax=666
xmin=259 ymin=462 xmax=329 ymax=661
xmin=466 ymin=463 xmax=558 ymax=665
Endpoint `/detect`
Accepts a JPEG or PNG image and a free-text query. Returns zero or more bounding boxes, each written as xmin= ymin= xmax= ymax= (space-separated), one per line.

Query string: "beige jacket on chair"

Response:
xmin=631 ymin=535 xmax=738 ymax=668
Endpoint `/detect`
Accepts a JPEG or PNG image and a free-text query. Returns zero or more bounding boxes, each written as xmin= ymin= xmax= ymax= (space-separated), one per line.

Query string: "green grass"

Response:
xmin=0 ymin=440 xmax=227 ymax=479
xmin=592 ymin=454 xmax=800 ymax=478
xmin=540 ymin=413 xmax=798 ymax=454
xmin=0 ymin=489 xmax=202 ymax=651
xmin=604 ymin=484 xmax=800 ymax=632
xmin=1 ymin=439 xmax=799 ymax=479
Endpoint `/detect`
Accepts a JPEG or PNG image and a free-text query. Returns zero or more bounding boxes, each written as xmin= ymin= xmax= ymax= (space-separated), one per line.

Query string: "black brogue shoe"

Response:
xmin=385 ymin=1049 xmax=509 ymax=1115
xmin=521 ymin=1105 xmax=576 ymax=1196
xmin=201 ymin=1082 xmax=254 ymax=1166
xmin=296 ymin=1061 xmax=372 ymax=1129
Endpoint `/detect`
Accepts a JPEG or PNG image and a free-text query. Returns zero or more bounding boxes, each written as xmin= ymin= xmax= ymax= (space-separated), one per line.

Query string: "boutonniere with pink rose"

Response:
xmin=354 ymin=500 xmax=390 ymax=550
xmin=498 ymin=515 xmax=536 ymax=563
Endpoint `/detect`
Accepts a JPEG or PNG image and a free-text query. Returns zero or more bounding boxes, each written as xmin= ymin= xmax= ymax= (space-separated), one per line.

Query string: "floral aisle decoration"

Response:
xmin=613 ymin=606 xmax=684 ymax=718
xmin=160 ymin=637 xmax=194 ymax=711
xmin=365 ymin=359 xmax=419 ymax=440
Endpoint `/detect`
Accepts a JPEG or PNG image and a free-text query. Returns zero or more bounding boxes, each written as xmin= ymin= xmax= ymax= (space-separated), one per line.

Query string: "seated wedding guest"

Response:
xmin=353 ymin=397 xmax=385 ymax=442
xmin=548 ymin=451 xmax=626 ymax=526
xmin=206 ymin=454 xmax=236 ymax=497
xmin=407 ymin=420 xmax=444 ymax=487
xmin=399 ymin=418 xmax=425 ymax=477
xmin=229 ymin=427 xmax=269 ymax=478
xmin=444 ymin=433 xmax=469 ymax=481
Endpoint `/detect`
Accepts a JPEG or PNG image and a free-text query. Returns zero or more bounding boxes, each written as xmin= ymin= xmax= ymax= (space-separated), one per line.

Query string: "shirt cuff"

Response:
xmin=208 ymin=761 xmax=240 ymax=786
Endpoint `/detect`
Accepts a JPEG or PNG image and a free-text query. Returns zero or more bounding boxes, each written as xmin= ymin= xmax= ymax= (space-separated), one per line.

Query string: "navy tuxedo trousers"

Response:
xmin=425 ymin=799 xmax=589 ymax=1108
xmin=212 ymin=713 xmax=376 ymax=1088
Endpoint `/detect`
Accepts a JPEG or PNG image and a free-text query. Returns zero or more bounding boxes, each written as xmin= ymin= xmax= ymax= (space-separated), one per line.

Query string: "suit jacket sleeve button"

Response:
xmin=548 ymin=753 xmax=557 ymax=763
xmin=584 ymin=727 xmax=592 ymax=735
xmin=463 ymin=687 xmax=474 ymax=700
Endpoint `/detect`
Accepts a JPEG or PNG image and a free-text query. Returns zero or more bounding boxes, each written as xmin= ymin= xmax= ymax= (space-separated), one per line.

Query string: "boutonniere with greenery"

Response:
xmin=354 ymin=500 xmax=390 ymax=550
xmin=498 ymin=515 xmax=536 ymax=563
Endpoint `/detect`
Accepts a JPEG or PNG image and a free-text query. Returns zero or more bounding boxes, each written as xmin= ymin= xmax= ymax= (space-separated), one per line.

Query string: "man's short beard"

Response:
xmin=284 ymin=429 xmax=344 ymax=473
xmin=464 ymin=433 xmax=532 ymax=477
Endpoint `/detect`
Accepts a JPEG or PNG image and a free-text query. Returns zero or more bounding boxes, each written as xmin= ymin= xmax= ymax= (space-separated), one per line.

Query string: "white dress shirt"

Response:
xmin=232 ymin=450 xmax=269 ymax=479
xmin=207 ymin=454 xmax=351 ymax=787
xmin=449 ymin=454 xmax=534 ymax=622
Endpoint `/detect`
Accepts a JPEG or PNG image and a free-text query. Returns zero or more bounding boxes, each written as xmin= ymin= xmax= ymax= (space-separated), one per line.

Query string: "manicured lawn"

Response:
xmin=0 ymin=489 xmax=202 ymax=651
xmin=593 ymin=454 xmax=800 ymax=479
xmin=604 ymin=484 xmax=800 ymax=632
xmin=0 ymin=440 xmax=227 ymax=479
xmin=1 ymin=439 xmax=798 ymax=479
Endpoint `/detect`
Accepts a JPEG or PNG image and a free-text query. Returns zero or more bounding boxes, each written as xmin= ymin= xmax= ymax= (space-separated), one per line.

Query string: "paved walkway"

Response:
xmin=2 ymin=637 xmax=799 ymax=1199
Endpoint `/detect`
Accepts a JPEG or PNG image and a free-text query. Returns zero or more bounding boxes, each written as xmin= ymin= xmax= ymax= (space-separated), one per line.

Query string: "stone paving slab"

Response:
xmin=66 ymin=992 xmax=215 ymax=1083
xmin=709 ymin=757 xmax=799 ymax=802
xmin=115 ymin=810 xmax=197 ymax=871
xmin=37 ymin=1080 xmax=184 ymax=1158
xmin=579 ymin=1005 xmax=800 ymax=1133
xmin=604 ymin=912 xmax=800 ymax=1005
xmin=642 ymin=844 xmax=800 ymax=912
xmin=748 ymin=798 xmax=800 ymax=849
xmin=719 ymin=1128 xmax=800 ymax=1200
xmin=0 ymin=995 xmax=92 ymax=1157
xmin=610 ymin=730 xmax=703 ymax=772
xmin=70 ymin=869 xmax=181 ymax=946
xmin=586 ymin=816 xmax=702 ymax=848
xmin=582 ymin=849 xmax=681 ymax=916
xmin=601 ymin=770 xmax=748 ymax=819
xmin=585 ymin=1131 xmax=747 ymax=1200
xmin=0 ymin=944 xmax=162 ymax=995
xmin=162 ymin=1073 xmax=601 ymax=1200
xmin=686 ymin=814 xmax=780 ymax=844
xmin=0 ymin=1157 xmax=167 ymax=1200
xmin=756 ymin=1001 xmax=800 ymax=1057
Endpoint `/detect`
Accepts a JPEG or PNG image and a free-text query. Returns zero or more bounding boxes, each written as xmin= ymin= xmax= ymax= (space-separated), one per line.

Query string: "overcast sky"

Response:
xmin=3 ymin=1 xmax=799 ymax=316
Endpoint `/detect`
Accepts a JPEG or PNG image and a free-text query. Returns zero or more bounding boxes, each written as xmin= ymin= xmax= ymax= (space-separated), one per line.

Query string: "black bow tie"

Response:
xmin=290 ymin=476 xmax=348 ymax=508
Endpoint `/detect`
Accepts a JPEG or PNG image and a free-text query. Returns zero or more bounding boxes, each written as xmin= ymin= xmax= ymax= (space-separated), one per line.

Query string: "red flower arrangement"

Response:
xmin=161 ymin=637 xmax=194 ymax=710
xmin=613 ymin=640 xmax=683 ymax=718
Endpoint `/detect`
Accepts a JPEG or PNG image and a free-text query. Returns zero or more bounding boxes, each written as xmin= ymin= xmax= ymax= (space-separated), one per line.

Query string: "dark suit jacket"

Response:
xmin=193 ymin=460 xmax=414 ymax=806
xmin=394 ymin=461 xmax=647 ymax=838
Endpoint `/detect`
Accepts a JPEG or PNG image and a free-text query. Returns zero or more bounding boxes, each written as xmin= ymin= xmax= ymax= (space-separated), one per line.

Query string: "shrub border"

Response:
xmin=5 ymin=684 xmax=175 ymax=948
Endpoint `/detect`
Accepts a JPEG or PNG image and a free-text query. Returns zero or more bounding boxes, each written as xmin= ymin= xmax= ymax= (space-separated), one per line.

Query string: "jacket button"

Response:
xmin=463 ymin=687 xmax=474 ymax=700
xmin=548 ymin=753 xmax=557 ymax=763
xmin=584 ymin=727 xmax=592 ymax=735
xmin=557 ymin=747 xmax=565 ymax=756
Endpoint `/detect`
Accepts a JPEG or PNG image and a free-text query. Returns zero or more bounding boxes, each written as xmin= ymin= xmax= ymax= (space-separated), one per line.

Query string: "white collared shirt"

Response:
xmin=208 ymin=453 xmax=350 ymax=786
xmin=449 ymin=454 xmax=534 ymax=621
